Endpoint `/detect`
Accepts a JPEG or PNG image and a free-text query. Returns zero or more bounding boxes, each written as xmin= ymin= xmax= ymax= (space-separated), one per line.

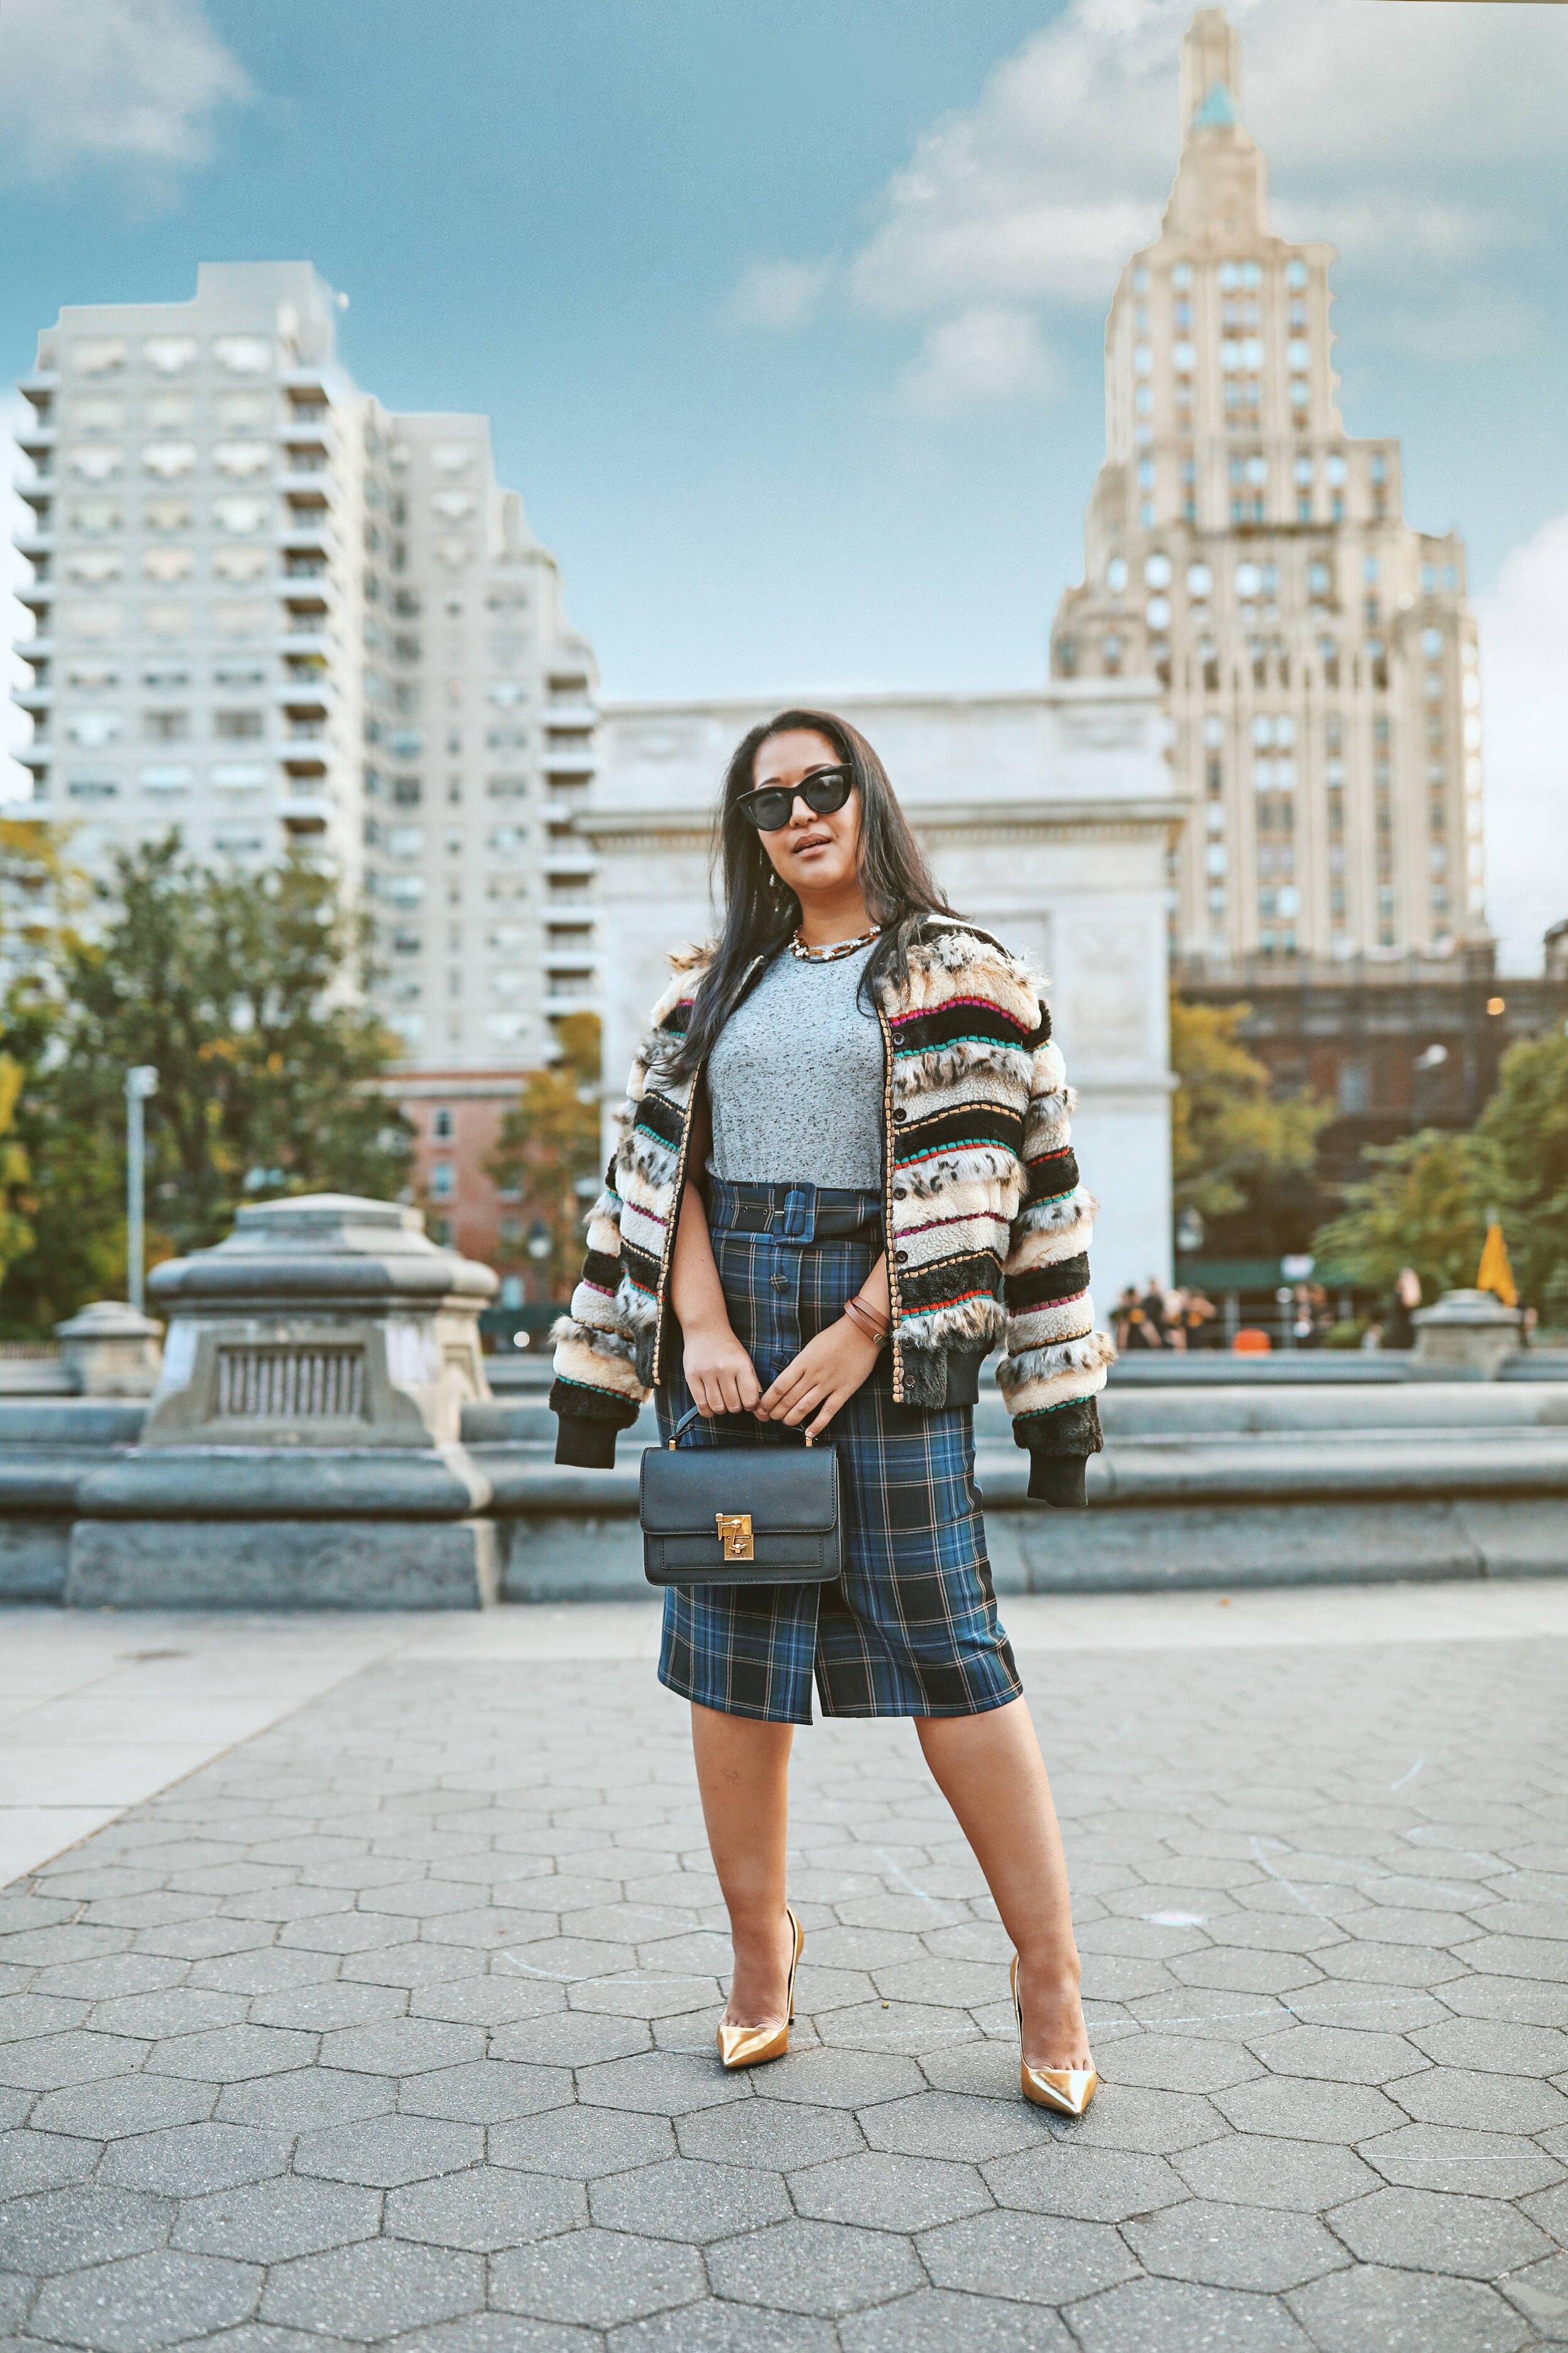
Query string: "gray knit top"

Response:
xmin=706 ymin=940 xmax=884 ymax=1189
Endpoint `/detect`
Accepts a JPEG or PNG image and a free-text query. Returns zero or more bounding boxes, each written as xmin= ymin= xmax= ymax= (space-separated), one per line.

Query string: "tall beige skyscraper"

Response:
xmin=1052 ymin=9 xmax=1484 ymax=970
xmin=13 ymin=263 xmax=598 ymax=1083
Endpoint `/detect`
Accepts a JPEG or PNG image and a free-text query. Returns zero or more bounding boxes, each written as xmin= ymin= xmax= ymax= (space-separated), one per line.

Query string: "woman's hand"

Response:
xmin=682 ymin=1320 xmax=762 ymax=1420
xmin=757 ymin=1317 xmax=881 ymax=1439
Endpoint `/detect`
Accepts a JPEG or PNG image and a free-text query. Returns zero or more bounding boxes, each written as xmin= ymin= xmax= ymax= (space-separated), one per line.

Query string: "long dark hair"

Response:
xmin=664 ymin=706 xmax=955 ymax=1081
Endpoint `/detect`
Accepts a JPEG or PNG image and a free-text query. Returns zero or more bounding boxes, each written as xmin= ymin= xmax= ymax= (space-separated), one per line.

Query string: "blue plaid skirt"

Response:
xmin=657 ymin=1178 xmax=1022 ymax=1725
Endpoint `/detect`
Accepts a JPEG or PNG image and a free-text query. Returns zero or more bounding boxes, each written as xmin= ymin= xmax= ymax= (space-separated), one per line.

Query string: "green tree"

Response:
xmin=1473 ymin=1028 xmax=1568 ymax=1320
xmin=1170 ymin=998 xmax=1333 ymax=1253
xmin=0 ymin=836 xmax=412 ymax=1334
xmin=487 ymin=1012 xmax=602 ymax=1302
xmin=1310 ymin=1129 xmax=1484 ymax=1302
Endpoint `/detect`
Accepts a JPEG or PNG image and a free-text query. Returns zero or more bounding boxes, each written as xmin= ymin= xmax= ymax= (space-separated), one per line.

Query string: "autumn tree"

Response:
xmin=1170 ymin=997 xmax=1333 ymax=1256
xmin=487 ymin=1012 xmax=602 ymax=1302
xmin=1310 ymin=1130 xmax=1484 ymax=1302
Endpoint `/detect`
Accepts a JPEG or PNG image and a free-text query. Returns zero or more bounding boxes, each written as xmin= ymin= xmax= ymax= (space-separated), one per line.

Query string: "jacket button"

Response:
xmin=894 ymin=1249 xmax=908 ymax=1265
xmin=891 ymin=1108 xmax=906 ymax=1123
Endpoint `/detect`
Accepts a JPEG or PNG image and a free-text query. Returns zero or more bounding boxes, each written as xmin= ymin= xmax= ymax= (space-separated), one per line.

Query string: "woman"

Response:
xmin=551 ymin=709 xmax=1111 ymax=2113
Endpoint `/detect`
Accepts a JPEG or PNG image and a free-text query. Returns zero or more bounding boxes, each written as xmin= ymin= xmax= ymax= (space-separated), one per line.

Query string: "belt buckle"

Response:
xmin=716 ymin=1512 xmax=755 ymax=1561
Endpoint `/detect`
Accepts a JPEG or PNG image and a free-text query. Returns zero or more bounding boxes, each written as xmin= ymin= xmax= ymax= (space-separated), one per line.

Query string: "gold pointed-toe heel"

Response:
xmin=717 ymin=1906 xmax=805 ymax=2071
xmin=1011 ymin=1953 xmax=1098 ymax=2117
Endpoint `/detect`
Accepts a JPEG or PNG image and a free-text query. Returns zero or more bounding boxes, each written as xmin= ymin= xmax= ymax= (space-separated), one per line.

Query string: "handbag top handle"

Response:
xmin=668 ymin=1406 xmax=813 ymax=1450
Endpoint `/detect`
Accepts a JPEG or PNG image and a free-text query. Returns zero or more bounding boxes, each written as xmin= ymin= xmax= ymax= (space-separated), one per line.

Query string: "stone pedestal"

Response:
xmin=144 ymin=1193 xmax=495 ymax=1447
xmin=69 ymin=1194 xmax=501 ymax=1607
xmin=55 ymin=1302 xmax=164 ymax=1398
xmin=1411 ymin=1288 xmax=1524 ymax=1378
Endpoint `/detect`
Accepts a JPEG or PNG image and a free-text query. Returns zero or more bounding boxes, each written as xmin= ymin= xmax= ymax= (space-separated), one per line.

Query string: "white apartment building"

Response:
xmin=13 ymin=262 xmax=598 ymax=1257
xmin=1052 ymin=9 xmax=1483 ymax=970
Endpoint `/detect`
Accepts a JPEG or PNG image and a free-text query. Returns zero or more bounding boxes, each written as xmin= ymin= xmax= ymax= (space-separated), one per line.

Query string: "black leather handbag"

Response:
xmin=640 ymin=1407 xmax=842 ymax=1588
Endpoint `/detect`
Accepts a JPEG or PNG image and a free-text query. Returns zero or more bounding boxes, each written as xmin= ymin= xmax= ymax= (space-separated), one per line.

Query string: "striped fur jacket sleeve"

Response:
xmin=887 ymin=922 xmax=1111 ymax=1461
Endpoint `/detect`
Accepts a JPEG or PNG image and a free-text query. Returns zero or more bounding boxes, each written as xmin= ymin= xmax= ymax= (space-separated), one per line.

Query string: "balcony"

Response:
xmin=13 ymin=637 xmax=53 ymax=664
xmin=543 ymin=852 xmax=598 ymax=879
xmin=275 ymin=679 xmax=335 ymax=716
xmin=14 ymin=527 xmax=55 ymax=561
xmin=541 ymin=898 xmax=596 ymax=923
xmin=274 ymin=629 xmax=334 ymax=662
xmin=278 ymin=740 xmax=329 ymax=777
xmin=16 ymin=423 xmax=56 ymax=460
xmin=11 ymin=683 xmax=51 ymax=712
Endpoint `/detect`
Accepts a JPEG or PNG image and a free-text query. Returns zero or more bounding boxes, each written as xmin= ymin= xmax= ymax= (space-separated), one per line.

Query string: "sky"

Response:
xmin=3 ymin=0 xmax=1565 ymax=968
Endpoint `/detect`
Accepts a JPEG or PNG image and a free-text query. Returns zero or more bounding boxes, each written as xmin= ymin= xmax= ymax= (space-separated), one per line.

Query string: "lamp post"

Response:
xmin=124 ymin=1066 xmax=159 ymax=1313
xmin=526 ymin=1216 xmax=551 ymax=1306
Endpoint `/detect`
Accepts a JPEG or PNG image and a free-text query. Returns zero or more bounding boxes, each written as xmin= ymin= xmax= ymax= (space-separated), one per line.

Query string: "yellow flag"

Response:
xmin=1476 ymin=1221 xmax=1517 ymax=1309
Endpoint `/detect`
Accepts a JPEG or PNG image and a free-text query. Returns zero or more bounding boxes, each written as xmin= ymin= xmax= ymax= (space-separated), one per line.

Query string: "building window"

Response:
xmin=215 ymin=709 xmax=264 ymax=739
xmin=432 ymin=1108 xmax=453 ymax=1140
xmin=430 ymin=1161 xmax=454 ymax=1200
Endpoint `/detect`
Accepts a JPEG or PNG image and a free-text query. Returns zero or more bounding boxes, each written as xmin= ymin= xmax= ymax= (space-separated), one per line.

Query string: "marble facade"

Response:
xmin=588 ymin=681 xmax=1180 ymax=1305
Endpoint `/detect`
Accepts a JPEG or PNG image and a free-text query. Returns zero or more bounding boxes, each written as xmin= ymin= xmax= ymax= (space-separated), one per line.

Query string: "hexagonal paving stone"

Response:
xmin=1326 ymin=2185 xmax=1552 ymax=2280
xmin=216 ymin=2066 xmax=398 ymax=2135
xmin=260 ymin=2239 xmax=484 ymax=2339
xmin=29 ymin=2073 xmax=216 ymax=2142
xmin=1501 ymin=2252 xmax=1568 ymax=2341
xmin=28 ymin=2245 xmax=261 ymax=2352
xmin=396 ymin=2318 xmax=602 ymax=2353
xmin=787 ymin=2149 xmax=988 ymax=2234
xmin=1091 ymin=2034 xmax=1263 ymax=2096
xmin=706 ymin=2216 xmax=922 ymax=2317
xmin=588 ymin=2155 xmax=791 ymax=2243
xmin=675 ymin=2099 xmax=862 ymax=2172
xmin=576 ymin=2049 xmax=750 ymax=2117
xmin=0 ymin=2126 xmax=100 ymax=2197
xmin=171 ymin=2176 xmax=381 ymax=2263
xmin=489 ymin=2104 xmax=676 ymax=2179
xmin=1124 ymin=2198 xmax=1349 ymax=2292
xmin=396 ymin=2060 xmax=571 ymax=2123
xmin=918 ymin=2208 xmax=1138 ymax=2304
xmin=294 ymin=2114 xmax=482 ymax=2188
xmin=1253 ymin=2026 xmax=1426 ymax=2086
xmin=751 ymin=2048 xmax=925 ymax=2110
xmin=1214 ymin=2074 xmax=1407 ymax=2144
xmin=1288 ymin=2260 xmax=1535 ymax=2353
xmin=0 ymin=2183 xmax=172 ymax=2275
xmin=1066 ymin=2275 xmax=1315 ymax=2351
xmin=97 ymin=2123 xmax=292 ymax=2199
xmin=1391 ymin=2065 xmax=1568 ymax=2133
xmin=0 ymin=2029 xmax=151 ymax=2089
xmin=837 ymin=2288 xmax=1075 ymax=2353
xmin=317 ymin=2019 xmax=486 ymax=2077
xmin=983 ymin=2141 xmax=1185 ymax=2223
xmin=88 ymin=1990 xmax=249 ymax=2041
xmin=610 ymin=2302 xmax=840 ymax=2352
xmin=490 ymin=2226 xmax=704 ymax=2327
xmin=386 ymin=2166 xmax=583 ymax=2251
xmin=1175 ymin=2132 xmax=1379 ymax=2212
xmin=854 ymin=2090 xmax=1039 ymax=2164
xmin=1409 ymin=2016 xmax=1568 ymax=2076
xmin=144 ymin=2024 xmax=318 ymax=2083
xmin=1361 ymin=2122 xmax=1566 ymax=2200
xmin=487 ymin=2012 xmax=650 ymax=2069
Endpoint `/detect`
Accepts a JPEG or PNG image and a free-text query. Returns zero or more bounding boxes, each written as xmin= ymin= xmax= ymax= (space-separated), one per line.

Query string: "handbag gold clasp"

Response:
xmin=715 ymin=1512 xmax=754 ymax=1561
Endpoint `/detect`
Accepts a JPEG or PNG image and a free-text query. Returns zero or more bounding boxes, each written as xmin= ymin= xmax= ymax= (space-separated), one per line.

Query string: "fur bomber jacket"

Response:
xmin=549 ymin=917 xmax=1113 ymax=1506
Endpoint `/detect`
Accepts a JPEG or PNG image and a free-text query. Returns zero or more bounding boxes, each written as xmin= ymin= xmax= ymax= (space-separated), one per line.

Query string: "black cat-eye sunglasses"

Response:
xmin=736 ymin=766 xmax=856 ymax=832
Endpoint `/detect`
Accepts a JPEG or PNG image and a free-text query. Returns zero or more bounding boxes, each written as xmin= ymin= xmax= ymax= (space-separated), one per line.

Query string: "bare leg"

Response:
xmin=916 ymin=1697 xmax=1091 ymax=2069
xmin=689 ymin=1702 xmax=797 ymax=2027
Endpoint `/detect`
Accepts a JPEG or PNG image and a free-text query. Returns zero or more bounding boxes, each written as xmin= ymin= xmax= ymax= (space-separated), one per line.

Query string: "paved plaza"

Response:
xmin=1 ymin=1583 xmax=1567 ymax=2351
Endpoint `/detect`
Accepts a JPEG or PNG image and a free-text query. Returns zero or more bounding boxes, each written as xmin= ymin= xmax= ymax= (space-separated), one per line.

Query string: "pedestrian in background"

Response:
xmin=551 ymin=709 xmax=1108 ymax=2115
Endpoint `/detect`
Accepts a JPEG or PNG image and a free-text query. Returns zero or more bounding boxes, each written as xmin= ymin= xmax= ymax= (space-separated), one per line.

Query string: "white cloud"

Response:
xmin=899 ymin=307 xmax=1057 ymax=419
xmin=0 ymin=0 xmax=249 ymax=185
xmin=1477 ymin=511 xmax=1568 ymax=977
xmin=731 ymin=260 xmax=833 ymax=331
xmin=732 ymin=0 xmax=1568 ymax=410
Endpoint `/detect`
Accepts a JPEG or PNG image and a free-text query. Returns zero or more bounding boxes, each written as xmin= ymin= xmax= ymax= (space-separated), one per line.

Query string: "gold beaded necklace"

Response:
xmin=789 ymin=923 xmax=881 ymax=964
